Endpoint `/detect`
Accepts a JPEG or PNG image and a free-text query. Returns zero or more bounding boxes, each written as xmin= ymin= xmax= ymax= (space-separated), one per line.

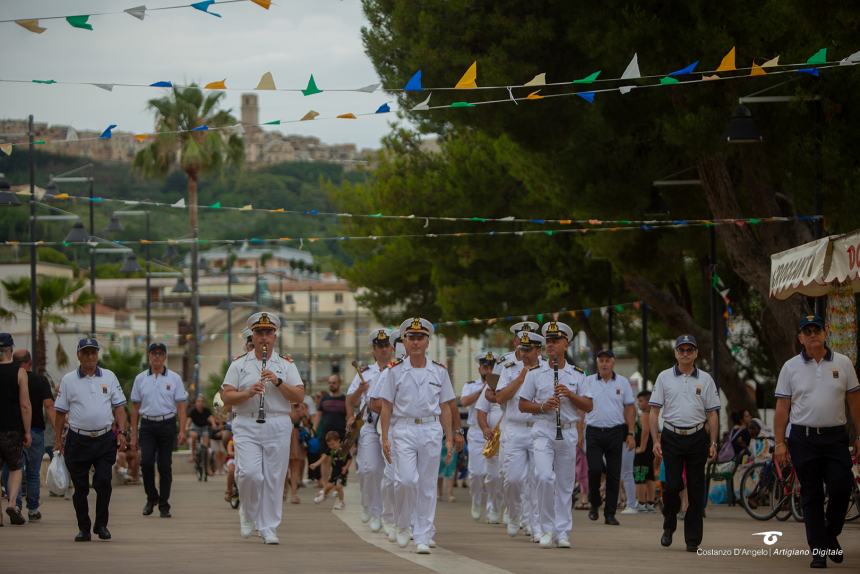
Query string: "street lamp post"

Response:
xmin=28 ymin=115 xmax=37 ymax=366
xmin=112 ymin=210 xmax=152 ymax=347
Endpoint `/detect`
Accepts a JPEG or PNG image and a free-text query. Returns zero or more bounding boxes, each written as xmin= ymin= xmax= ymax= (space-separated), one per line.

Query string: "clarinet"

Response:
xmin=256 ymin=344 xmax=268 ymax=424
xmin=554 ymin=358 xmax=563 ymax=440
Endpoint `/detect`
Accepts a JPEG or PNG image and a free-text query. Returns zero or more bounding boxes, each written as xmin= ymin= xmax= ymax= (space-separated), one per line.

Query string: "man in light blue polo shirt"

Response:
xmin=584 ymin=349 xmax=635 ymax=525
xmin=130 ymin=342 xmax=188 ymax=519
xmin=53 ymin=338 xmax=128 ymax=542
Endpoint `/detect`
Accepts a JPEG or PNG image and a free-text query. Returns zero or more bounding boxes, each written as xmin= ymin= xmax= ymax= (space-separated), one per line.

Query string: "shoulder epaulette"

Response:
xmin=432 ymin=360 xmax=447 ymax=370
xmin=360 ymin=365 xmax=370 ymax=373
xmin=505 ymin=361 xmax=516 ymax=368
xmin=233 ymin=352 xmax=249 ymax=361
xmin=284 ymin=355 xmax=294 ymax=363
xmin=384 ymin=358 xmax=403 ymax=370
xmin=572 ymin=365 xmax=585 ymax=374
xmin=529 ymin=364 xmax=541 ymax=371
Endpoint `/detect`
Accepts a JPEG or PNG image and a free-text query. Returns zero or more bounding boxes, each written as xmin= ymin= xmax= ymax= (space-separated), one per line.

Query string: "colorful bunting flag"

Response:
xmin=454 ymin=61 xmax=478 ymax=89
xmin=300 ymin=110 xmax=319 ymax=121
xmin=302 ymin=75 xmax=322 ymax=96
xmin=32 ymin=79 xmax=57 ymax=85
xmin=526 ymin=90 xmax=543 ymax=100
xmin=576 ymin=92 xmax=595 ymax=103
xmin=0 ymin=144 xmax=12 ymax=156
xmin=65 ymin=128 xmax=78 ymax=141
xmin=99 ymin=124 xmax=117 ymax=139
xmin=262 ymin=120 xmax=280 ymax=125
xmin=621 ymin=53 xmax=641 ymax=80
xmin=124 ymin=6 xmax=147 ymax=20
xmin=134 ymin=134 xmax=149 ymax=142
xmin=336 ymin=113 xmax=357 ymax=119
xmin=250 ymin=0 xmax=272 ymax=8
xmin=750 ymin=62 xmax=766 ymax=76
xmin=668 ymin=60 xmax=699 ymax=76
xmin=172 ymin=198 xmax=186 ymax=208
xmin=240 ymin=204 xmax=253 ymax=211
xmin=411 ymin=94 xmax=431 ymax=111
xmin=191 ymin=125 xmax=209 ymax=131
xmin=806 ymin=48 xmax=826 ymax=65
xmin=150 ymin=81 xmax=172 ymax=88
xmin=356 ymin=83 xmax=380 ymax=93
xmin=449 ymin=102 xmax=475 ymax=108
xmin=404 ymin=70 xmax=422 ymax=92
xmin=841 ymin=50 xmax=860 ymax=65
xmin=256 ymin=72 xmax=276 ymax=90
xmin=15 ymin=19 xmax=46 ymax=34
xmin=66 ymin=15 xmax=93 ymax=30
xmin=209 ymin=201 xmax=221 ymax=208
xmin=762 ymin=56 xmax=780 ymax=68
xmin=659 ymin=77 xmax=680 ymax=85
xmin=204 ymin=79 xmax=226 ymax=90
xmin=702 ymin=74 xmax=720 ymax=81
xmin=230 ymin=124 xmax=245 ymax=136
xmin=716 ymin=47 xmax=736 ymax=72
xmin=572 ymin=70 xmax=601 ymax=84
xmin=796 ymin=68 xmax=819 ymax=76
xmin=191 ymin=1 xmax=221 ymax=17
xmin=375 ymin=103 xmax=391 ymax=113
xmin=524 ymin=73 xmax=546 ymax=87
xmin=94 ymin=84 xmax=114 ymax=91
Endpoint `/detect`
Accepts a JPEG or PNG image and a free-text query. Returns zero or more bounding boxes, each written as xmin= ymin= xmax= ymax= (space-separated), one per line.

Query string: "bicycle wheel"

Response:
xmin=846 ymin=483 xmax=860 ymax=522
xmin=790 ymin=485 xmax=804 ymax=522
xmin=740 ymin=462 xmax=777 ymax=520
xmin=771 ymin=481 xmax=792 ymax=521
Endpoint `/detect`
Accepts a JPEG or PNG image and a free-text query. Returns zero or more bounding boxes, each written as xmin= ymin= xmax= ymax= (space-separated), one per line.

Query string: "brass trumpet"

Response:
xmin=482 ymin=421 xmax=502 ymax=458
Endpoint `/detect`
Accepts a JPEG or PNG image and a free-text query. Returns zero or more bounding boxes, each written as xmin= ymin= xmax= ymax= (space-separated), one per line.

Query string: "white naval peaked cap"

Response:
xmin=241 ymin=328 xmax=252 ymax=339
xmin=510 ymin=321 xmax=539 ymax=335
xmin=541 ymin=321 xmax=573 ymax=340
xmin=517 ymin=331 xmax=546 ymax=348
xmin=399 ymin=316 xmax=434 ymax=336
xmin=247 ymin=311 xmax=281 ymax=331
xmin=368 ymin=327 xmax=395 ymax=346
xmin=474 ymin=350 xmax=499 ymax=363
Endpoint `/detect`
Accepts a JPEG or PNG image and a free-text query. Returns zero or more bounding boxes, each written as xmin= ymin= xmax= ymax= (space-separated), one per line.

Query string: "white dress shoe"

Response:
xmin=396 ymin=529 xmax=410 ymax=548
xmin=487 ymin=510 xmax=501 ymax=524
xmin=239 ymin=509 xmax=253 ymax=539
xmin=360 ymin=508 xmax=371 ymax=523
xmin=429 ymin=539 xmax=437 ymax=548
xmin=416 ymin=543 xmax=431 ymax=554
xmin=387 ymin=527 xmax=397 ymax=543
xmin=261 ymin=529 xmax=280 ymax=545
xmin=539 ymin=533 xmax=553 ymax=548
xmin=506 ymin=523 xmax=519 ymax=537
xmin=333 ymin=501 xmax=345 ymax=510
xmin=556 ymin=536 xmax=571 ymax=548
xmin=621 ymin=506 xmax=639 ymax=515
xmin=369 ymin=517 xmax=382 ymax=532
xmin=532 ymin=532 xmax=541 ymax=543
xmin=470 ymin=502 xmax=482 ymax=521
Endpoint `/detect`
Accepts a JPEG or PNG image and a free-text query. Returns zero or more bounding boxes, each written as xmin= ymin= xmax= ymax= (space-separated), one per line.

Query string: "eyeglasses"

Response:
xmin=676 ymin=346 xmax=697 ymax=355
xmin=801 ymin=326 xmax=823 ymax=335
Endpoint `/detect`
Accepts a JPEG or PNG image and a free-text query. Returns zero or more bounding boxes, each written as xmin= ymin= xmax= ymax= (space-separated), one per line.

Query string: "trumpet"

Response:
xmin=256 ymin=344 xmax=268 ymax=424
xmin=340 ymin=360 xmax=368 ymax=455
xmin=482 ymin=421 xmax=502 ymax=458
xmin=553 ymin=358 xmax=563 ymax=440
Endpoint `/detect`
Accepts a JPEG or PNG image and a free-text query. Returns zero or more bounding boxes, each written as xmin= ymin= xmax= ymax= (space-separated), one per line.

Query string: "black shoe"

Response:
xmin=810 ymin=556 xmax=827 ymax=568
xmin=660 ymin=529 xmax=673 ymax=547
xmin=6 ymin=506 xmax=25 ymax=525
xmin=588 ymin=509 xmax=599 ymax=521
xmin=27 ymin=510 xmax=41 ymax=521
xmin=829 ymin=538 xmax=843 ymax=564
xmin=93 ymin=526 xmax=111 ymax=540
xmin=686 ymin=545 xmax=699 ymax=552
xmin=142 ymin=502 xmax=154 ymax=516
xmin=605 ymin=516 xmax=620 ymax=526
xmin=159 ymin=509 xmax=171 ymax=518
xmin=74 ymin=530 xmax=91 ymax=542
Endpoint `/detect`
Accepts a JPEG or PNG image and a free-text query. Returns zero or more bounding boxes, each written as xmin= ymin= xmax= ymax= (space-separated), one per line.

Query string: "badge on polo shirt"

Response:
xmin=616 ymin=388 xmax=621 ymax=395
xmin=101 ymin=385 xmax=108 ymax=394
xmin=695 ymin=385 xmax=702 ymax=395
xmin=166 ymin=384 xmax=172 ymax=391
xmin=833 ymin=369 xmax=839 ymax=379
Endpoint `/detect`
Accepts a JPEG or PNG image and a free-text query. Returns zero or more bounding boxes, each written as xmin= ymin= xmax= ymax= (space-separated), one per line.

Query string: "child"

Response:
xmin=311 ymin=431 xmax=351 ymax=510
xmin=224 ymin=432 xmax=237 ymax=506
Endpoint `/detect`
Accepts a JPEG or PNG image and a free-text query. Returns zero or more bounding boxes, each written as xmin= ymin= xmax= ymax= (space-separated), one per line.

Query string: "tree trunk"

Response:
xmin=36 ymin=312 xmax=47 ymax=375
xmin=188 ymin=170 xmax=200 ymax=396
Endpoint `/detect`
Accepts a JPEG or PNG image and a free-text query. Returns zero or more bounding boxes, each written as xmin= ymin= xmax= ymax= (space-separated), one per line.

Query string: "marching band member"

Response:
xmin=461 ymin=351 xmax=498 ymax=521
xmin=345 ymin=328 xmax=394 ymax=533
xmin=220 ymin=312 xmax=304 ymax=545
xmin=378 ymin=318 xmax=456 ymax=554
xmin=519 ymin=321 xmax=593 ymax=549
xmin=475 ymin=373 xmax=504 ymax=524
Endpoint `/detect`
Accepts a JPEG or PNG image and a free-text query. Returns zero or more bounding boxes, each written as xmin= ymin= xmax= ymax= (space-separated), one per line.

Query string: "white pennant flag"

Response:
xmin=65 ymin=127 xmax=78 ymax=141
xmin=94 ymin=83 xmax=114 ymax=92
xmin=619 ymin=53 xmax=640 ymax=95
xmin=356 ymin=83 xmax=380 ymax=93
xmin=172 ymin=197 xmax=186 ymax=208
xmin=411 ymin=94 xmax=432 ymax=111
xmin=125 ymin=6 xmax=147 ymax=20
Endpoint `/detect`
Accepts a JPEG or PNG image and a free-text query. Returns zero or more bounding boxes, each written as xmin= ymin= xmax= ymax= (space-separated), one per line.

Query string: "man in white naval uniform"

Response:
xmin=461 ymin=351 xmax=499 ymax=522
xmin=519 ymin=321 xmax=593 ymax=549
xmin=220 ymin=312 xmax=304 ymax=545
xmin=379 ymin=317 xmax=455 ymax=554
xmin=345 ymin=328 xmax=394 ymax=533
xmin=475 ymin=373 xmax=504 ymax=524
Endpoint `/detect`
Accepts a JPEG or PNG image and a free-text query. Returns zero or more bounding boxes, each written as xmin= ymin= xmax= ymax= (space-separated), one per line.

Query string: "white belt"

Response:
xmin=141 ymin=414 xmax=175 ymax=422
xmin=536 ymin=420 xmax=577 ymax=430
xmin=663 ymin=422 xmax=704 ymax=436
xmin=505 ymin=420 xmax=535 ymax=428
xmin=235 ymin=412 xmax=289 ymax=419
xmin=70 ymin=426 xmax=112 ymax=438
xmin=394 ymin=415 xmax=439 ymax=425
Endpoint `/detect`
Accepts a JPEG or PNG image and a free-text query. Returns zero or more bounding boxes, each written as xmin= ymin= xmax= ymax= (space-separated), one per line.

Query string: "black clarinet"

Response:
xmin=256 ymin=344 xmax=268 ymax=424
xmin=554 ymin=359 xmax=563 ymax=440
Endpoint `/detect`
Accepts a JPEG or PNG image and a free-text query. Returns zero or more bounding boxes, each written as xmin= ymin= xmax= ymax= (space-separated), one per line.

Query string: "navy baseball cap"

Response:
xmin=595 ymin=349 xmax=615 ymax=358
xmin=0 ymin=333 xmax=13 ymax=347
xmin=798 ymin=314 xmax=825 ymax=331
xmin=77 ymin=337 xmax=100 ymax=351
xmin=148 ymin=342 xmax=167 ymax=353
xmin=674 ymin=334 xmax=698 ymax=349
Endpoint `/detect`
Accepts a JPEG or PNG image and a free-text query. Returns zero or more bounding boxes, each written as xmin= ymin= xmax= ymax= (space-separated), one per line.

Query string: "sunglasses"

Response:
xmin=801 ymin=326 xmax=822 ymax=335
xmin=676 ymin=346 xmax=697 ymax=355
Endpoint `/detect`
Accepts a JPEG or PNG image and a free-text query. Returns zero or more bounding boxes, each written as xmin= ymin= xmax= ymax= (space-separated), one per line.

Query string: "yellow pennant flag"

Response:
xmin=256 ymin=72 xmax=276 ymax=90
xmin=271 ymin=208 xmax=285 ymax=213
xmin=454 ymin=61 xmax=478 ymax=89
xmin=750 ymin=62 xmax=766 ymax=77
xmin=134 ymin=134 xmax=149 ymax=142
xmin=204 ymin=79 xmax=226 ymax=90
xmin=716 ymin=47 xmax=736 ymax=72
xmin=239 ymin=204 xmax=253 ymax=211
xmin=526 ymin=90 xmax=544 ymax=100
xmin=300 ymin=110 xmax=319 ymax=121
xmin=337 ymin=113 xmax=357 ymax=119
xmin=0 ymin=143 xmax=12 ymax=156
xmin=54 ymin=193 xmax=70 ymax=200
xmin=16 ymin=19 xmax=46 ymax=34
xmin=250 ymin=0 xmax=271 ymax=8
xmin=524 ymin=73 xmax=546 ymax=87
xmin=762 ymin=55 xmax=780 ymax=68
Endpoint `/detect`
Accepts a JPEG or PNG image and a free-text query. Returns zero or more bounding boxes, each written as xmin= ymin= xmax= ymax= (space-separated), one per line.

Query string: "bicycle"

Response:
xmin=739 ymin=458 xmax=802 ymax=521
xmin=846 ymin=454 xmax=860 ymax=521
xmin=194 ymin=440 xmax=208 ymax=482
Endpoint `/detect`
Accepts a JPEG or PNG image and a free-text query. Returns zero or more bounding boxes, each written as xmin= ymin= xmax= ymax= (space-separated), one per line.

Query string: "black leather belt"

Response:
xmin=792 ymin=424 xmax=845 ymax=436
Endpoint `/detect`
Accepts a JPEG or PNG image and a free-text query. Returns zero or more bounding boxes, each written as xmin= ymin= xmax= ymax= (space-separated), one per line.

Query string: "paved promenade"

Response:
xmin=5 ymin=474 xmax=858 ymax=574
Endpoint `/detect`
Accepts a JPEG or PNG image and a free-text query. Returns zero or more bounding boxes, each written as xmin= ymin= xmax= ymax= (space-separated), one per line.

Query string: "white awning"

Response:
xmin=769 ymin=236 xmax=831 ymax=299
xmin=823 ymin=229 xmax=860 ymax=290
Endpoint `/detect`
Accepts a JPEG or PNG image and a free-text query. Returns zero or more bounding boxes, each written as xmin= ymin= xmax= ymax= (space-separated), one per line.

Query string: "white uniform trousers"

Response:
xmin=467 ymin=426 xmax=488 ymax=511
xmin=233 ymin=414 xmax=291 ymax=533
xmin=357 ymin=428 xmax=385 ymax=520
xmin=502 ymin=423 xmax=534 ymax=529
xmin=381 ymin=453 xmax=396 ymax=526
xmin=533 ymin=422 xmax=578 ymax=540
xmin=390 ymin=419 xmax=443 ymax=545
xmin=621 ymin=444 xmax=636 ymax=509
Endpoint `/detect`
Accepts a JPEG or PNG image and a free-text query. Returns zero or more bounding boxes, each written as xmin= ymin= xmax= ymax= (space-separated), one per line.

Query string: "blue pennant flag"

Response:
xmin=668 ymin=60 xmax=699 ymax=76
xmin=576 ymin=92 xmax=595 ymax=104
xmin=375 ymin=103 xmax=391 ymax=113
xmin=404 ymin=70 xmax=422 ymax=91
xmin=100 ymin=124 xmax=117 ymax=139
xmin=191 ymin=125 xmax=209 ymax=131
xmin=191 ymin=1 xmax=222 ymax=17
xmin=150 ymin=81 xmax=172 ymax=88
xmin=796 ymin=68 xmax=820 ymax=77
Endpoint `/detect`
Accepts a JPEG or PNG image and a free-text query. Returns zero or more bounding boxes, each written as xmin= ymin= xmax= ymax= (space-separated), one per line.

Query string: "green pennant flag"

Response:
xmin=32 ymin=79 xmax=57 ymax=85
xmin=614 ymin=304 xmax=624 ymax=312
xmin=747 ymin=218 xmax=761 ymax=224
xmin=449 ymin=101 xmax=476 ymax=108
xmin=34 ymin=140 xmax=46 ymax=145
xmin=806 ymin=48 xmax=827 ymax=65
xmin=66 ymin=15 xmax=93 ymax=30
xmin=536 ymin=313 xmax=544 ymax=323
xmin=302 ymin=75 xmax=323 ymax=96
xmin=470 ymin=217 xmax=487 ymax=222
xmin=572 ymin=70 xmax=601 ymax=84
xmin=263 ymin=120 xmax=281 ymax=125
xmin=659 ymin=76 xmax=680 ymax=85
xmin=209 ymin=201 xmax=221 ymax=209
xmin=544 ymin=230 xmax=555 ymax=236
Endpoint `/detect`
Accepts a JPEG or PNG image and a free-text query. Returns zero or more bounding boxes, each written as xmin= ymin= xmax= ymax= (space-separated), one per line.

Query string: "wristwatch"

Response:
xmin=627 ymin=432 xmax=635 ymax=437
xmin=275 ymin=377 xmax=283 ymax=387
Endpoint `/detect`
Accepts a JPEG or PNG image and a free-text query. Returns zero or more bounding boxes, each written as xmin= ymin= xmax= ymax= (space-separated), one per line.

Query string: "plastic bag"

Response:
xmin=47 ymin=452 xmax=71 ymax=495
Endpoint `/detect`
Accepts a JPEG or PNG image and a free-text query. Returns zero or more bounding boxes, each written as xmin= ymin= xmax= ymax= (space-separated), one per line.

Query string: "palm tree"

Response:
xmin=133 ymin=86 xmax=243 ymax=393
xmin=1 ymin=276 xmax=97 ymax=375
xmin=100 ymin=347 xmax=144 ymax=398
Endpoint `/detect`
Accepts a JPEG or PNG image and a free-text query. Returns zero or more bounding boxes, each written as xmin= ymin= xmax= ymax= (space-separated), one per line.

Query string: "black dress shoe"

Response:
xmin=605 ymin=516 xmax=620 ymax=526
xmin=660 ymin=529 xmax=673 ymax=547
xmin=142 ymin=502 xmax=154 ymax=516
xmin=588 ymin=509 xmax=599 ymax=521
xmin=829 ymin=538 xmax=843 ymax=564
xmin=159 ymin=509 xmax=171 ymax=518
xmin=810 ymin=556 xmax=827 ymax=568
xmin=686 ymin=545 xmax=699 ymax=552
xmin=93 ymin=526 xmax=111 ymax=540
xmin=75 ymin=530 xmax=91 ymax=542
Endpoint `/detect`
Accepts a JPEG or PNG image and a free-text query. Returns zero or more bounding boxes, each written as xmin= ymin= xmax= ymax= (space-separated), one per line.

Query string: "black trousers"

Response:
xmin=140 ymin=418 xmax=177 ymax=511
xmin=585 ymin=424 xmax=625 ymax=517
xmin=64 ymin=431 xmax=117 ymax=532
xmin=788 ymin=426 xmax=854 ymax=554
xmin=661 ymin=428 xmax=708 ymax=546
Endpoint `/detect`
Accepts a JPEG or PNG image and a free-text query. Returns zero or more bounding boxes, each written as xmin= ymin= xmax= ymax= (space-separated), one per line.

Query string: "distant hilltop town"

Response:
xmin=0 ymin=93 xmax=375 ymax=169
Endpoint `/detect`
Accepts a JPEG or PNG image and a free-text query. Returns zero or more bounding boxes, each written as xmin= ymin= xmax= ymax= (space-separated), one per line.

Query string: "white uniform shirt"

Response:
xmin=474 ymin=389 xmax=503 ymax=428
xmin=775 ymin=348 xmax=860 ymax=427
xmin=492 ymin=352 xmax=517 ymax=376
xmin=649 ymin=366 xmax=720 ymax=427
xmin=346 ymin=362 xmax=385 ymax=424
xmin=519 ymin=361 xmax=591 ymax=425
xmin=55 ymin=367 xmax=126 ymax=430
xmin=377 ymin=356 xmax=455 ymax=418
xmin=221 ymin=352 xmax=303 ymax=417
xmin=496 ymin=358 xmax=546 ymax=424
xmin=460 ymin=378 xmax=486 ymax=427
xmin=130 ymin=367 xmax=188 ymax=417
xmin=584 ymin=372 xmax=634 ymax=428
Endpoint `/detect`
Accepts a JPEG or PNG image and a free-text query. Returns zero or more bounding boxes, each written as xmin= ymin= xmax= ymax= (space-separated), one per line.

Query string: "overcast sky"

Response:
xmin=1 ymin=0 xmax=403 ymax=149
